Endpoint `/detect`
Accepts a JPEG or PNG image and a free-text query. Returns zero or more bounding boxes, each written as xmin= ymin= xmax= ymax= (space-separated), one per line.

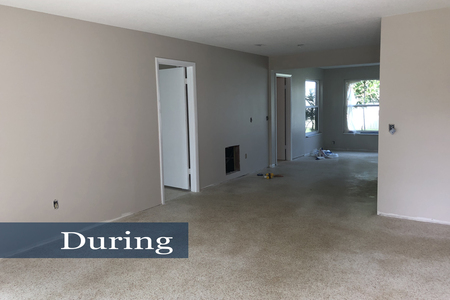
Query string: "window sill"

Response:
xmin=344 ymin=132 xmax=378 ymax=136
xmin=306 ymin=132 xmax=322 ymax=138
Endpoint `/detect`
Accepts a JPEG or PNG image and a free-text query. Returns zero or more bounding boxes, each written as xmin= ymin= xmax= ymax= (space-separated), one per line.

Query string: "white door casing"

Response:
xmin=156 ymin=58 xmax=200 ymax=205
xmin=277 ymin=77 xmax=286 ymax=160
xmin=275 ymin=74 xmax=292 ymax=162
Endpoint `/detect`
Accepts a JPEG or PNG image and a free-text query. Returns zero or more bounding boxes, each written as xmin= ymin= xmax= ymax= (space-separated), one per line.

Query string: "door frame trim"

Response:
xmin=274 ymin=73 xmax=292 ymax=162
xmin=155 ymin=58 xmax=200 ymax=205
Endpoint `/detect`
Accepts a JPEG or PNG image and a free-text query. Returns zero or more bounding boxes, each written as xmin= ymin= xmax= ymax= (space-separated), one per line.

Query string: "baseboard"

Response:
xmin=378 ymin=212 xmax=450 ymax=226
xmin=329 ymin=148 xmax=378 ymax=153
xmin=104 ymin=212 xmax=134 ymax=223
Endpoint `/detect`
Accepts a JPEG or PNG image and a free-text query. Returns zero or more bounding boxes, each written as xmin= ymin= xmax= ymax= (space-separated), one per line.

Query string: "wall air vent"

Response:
xmin=225 ymin=145 xmax=240 ymax=174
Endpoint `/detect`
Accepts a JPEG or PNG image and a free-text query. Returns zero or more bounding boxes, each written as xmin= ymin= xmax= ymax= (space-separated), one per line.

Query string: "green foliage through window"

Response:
xmin=346 ymin=79 xmax=380 ymax=132
xmin=352 ymin=80 xmax=380 ymax=105
xmin=305 ymin=81 xmax=318 ymax=133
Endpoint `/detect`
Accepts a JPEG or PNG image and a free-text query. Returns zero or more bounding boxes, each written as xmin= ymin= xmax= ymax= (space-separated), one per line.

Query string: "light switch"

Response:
xmin=389 ymin=124 xmax=396 ymax=134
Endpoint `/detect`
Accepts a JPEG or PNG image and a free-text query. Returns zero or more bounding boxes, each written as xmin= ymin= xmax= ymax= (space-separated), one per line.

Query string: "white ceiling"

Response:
xmin=1 ymin=0 xmax=449 ymax=56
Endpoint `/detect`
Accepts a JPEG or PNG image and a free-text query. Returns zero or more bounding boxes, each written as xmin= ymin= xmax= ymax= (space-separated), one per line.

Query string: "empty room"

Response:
xmin=1 ymin=1 xmax=449 ymax=299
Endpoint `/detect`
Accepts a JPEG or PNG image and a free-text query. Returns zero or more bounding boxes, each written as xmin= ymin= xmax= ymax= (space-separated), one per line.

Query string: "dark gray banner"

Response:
xmin=0 ymin=222 xmax=188 ymax=258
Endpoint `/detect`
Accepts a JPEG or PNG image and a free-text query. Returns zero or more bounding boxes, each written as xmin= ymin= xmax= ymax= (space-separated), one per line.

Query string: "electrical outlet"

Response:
xmin=245 ymin=153 xmax=247 ymax=159
xmin=250 ymin=117 xmax=252 ymax=123
xmin=53 ymin=200 xmax=59 ymax=209
xmin=266 ymin=116 xmax=269 ymax=121
xmin=332 ymin=141 xmax=335 ymax=145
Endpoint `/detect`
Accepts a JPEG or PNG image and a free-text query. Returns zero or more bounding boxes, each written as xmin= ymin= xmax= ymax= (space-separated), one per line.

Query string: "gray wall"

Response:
xmin=276 ymin=68 xmax=324 ymax=158
xmin=378 ymin=8 xmax=450 ymax=224
xmin=0 ymin=5 xmax=269 ymax=222
xmin=322 ymin=65 xmax=380 ymax=151
xmin=270 ymin=45 xmax=380 ymax=70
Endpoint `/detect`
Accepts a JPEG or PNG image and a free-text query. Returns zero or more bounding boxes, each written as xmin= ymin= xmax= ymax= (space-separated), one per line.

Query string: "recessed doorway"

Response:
xmin=155 ymin=58 xmax=199 ymax=204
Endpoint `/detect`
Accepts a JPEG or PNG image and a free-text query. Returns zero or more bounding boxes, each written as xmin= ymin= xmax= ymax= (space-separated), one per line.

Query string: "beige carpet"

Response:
xmin=1 ymin=152 xmax=450 ymax=299
xmin=164 ymin=186 xmax=191 ymax=202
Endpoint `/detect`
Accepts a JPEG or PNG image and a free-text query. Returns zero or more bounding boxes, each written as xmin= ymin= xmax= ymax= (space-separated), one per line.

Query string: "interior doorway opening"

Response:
xmin=275 ymin=74 xmax=292 ymax=162
xmin=155 ymin=58 xmax=199 ymax=204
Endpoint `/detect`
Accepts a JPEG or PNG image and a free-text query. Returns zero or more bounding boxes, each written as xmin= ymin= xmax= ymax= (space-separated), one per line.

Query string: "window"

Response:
xmin=345 ymin=79 xmax=380 ymax=133
xmin=305 ymin=80 xmax=319 ymax=134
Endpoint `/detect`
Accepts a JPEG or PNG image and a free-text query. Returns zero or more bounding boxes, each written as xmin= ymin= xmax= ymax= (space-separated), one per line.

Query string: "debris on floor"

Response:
xmin=265 ymin=173 xmax=274 ymax=179
xmin=311 ymin=148 xmax=339 ymax=160
xmin=257 ymin=173 xmax=284 ymax=179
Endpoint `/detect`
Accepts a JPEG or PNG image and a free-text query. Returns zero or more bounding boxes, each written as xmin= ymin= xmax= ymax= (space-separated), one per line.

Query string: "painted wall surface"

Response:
xmin=322 ymin=65 xmax=380 ymax=151
xmin=378 ymin=8 xmax=450 ymax=223
xmin=0 ymin=5 xmax=269 ymax=222
xmin=269 ymin=46 xmax=380 ymax=70
xmin=275 ymin=68 xmax=324 ymax=158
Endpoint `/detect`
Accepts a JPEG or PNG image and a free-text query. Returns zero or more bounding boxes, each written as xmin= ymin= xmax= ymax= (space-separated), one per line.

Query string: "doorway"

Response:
xmin=155 ymin=58 xmax=199 ymax=204
xmin=275 ymin=74 xmax=292 ymax=161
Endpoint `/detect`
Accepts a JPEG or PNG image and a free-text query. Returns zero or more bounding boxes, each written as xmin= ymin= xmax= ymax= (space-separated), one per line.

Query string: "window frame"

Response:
xmin=305 ymin=80 xmax=320 ymax=136
xmin=345 ymin=79 xmax=380 ymax=134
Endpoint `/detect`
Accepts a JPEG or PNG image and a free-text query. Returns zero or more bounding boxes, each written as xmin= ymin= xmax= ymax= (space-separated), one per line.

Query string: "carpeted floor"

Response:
xmin=1 ymin=152 xmax=450 ymax=299
xmin=164 ymin=186 xmax=191 ymax=202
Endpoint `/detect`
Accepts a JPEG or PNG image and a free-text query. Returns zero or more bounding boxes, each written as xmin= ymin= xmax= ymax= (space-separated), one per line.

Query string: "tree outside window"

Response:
xmin=346 ymin=79 xmax=380 ymax=133
xmin=305 ymin=80 xmax=318 ymax=134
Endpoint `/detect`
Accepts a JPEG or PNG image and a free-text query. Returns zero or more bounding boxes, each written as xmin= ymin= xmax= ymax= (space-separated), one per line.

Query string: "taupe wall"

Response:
xmin=322 ymin=65 xmax=380 ymax=151
xmin=276 ymin=68 xmax=324 ymax=158
xmin=269 ymin=45 xmax=380 ymax=70
xmin=0 ymin=5 xmax=268 ymax=222
xmin=378 ymin=8 xmax=450 ymax=223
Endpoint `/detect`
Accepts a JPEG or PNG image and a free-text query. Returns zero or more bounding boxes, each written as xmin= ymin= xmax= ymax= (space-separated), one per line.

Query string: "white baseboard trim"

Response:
xmin=104 ymin=212 xmax=134 ymax=223
xmin=378 ymin=212 xmax=450 ymax=226
xmin=330 ymin=148 xmax=378 ymax=153
xmin=292 ymin=154 xmax=306 ymax=160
